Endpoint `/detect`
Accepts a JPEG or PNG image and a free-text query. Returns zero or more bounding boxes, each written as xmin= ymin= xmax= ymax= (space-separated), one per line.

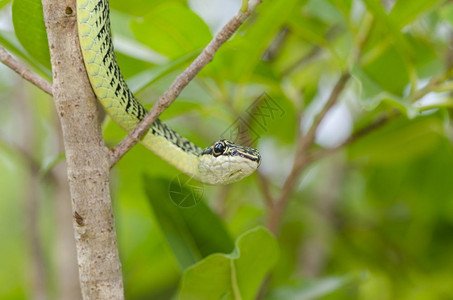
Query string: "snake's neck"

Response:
xmin=141 ymin=119 xmax=204 ymax=180
xmin=141 ymin=133 xmax=202 ymax=180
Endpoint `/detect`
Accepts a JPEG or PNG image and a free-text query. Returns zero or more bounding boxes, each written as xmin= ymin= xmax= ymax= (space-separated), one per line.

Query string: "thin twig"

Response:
xmin=282 ymin=25 xmax=341 ymax=76
xmin=306 ymin=114 xmax=394 ymax=162
xmin=0 ymin=132 xmax=58 ymax=183
xmin=257 ymin=171 xmax=274 ymax=209
xmin=282 ymin=45 xmax=322 ymax=76
xmin=109 ymin=0 xmax=264 ymax=166
xmin=0 ymin=45 xmax=52 ymax=95
xmin=407 ymin=76 xmax=444 ymax=103
xmin=263 ymin=27 xmax=289 ymax=62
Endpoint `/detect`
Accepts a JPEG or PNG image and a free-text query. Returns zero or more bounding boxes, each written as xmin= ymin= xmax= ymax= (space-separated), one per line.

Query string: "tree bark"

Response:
xmin=41 ymin=1 xmax=124 ymax=299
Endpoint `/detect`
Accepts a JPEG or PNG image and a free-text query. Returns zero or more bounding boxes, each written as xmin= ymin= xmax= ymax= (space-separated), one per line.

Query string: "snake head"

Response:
xmin=198 ymin=139 xmax=261 ymax=185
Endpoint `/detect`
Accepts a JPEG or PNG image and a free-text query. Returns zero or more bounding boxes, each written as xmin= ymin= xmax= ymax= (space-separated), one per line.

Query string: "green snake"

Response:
xmin=76 ymin=0 xmax=261 ymax=185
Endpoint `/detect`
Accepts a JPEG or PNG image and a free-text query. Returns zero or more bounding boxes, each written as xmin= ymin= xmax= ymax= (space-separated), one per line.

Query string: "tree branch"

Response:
xmin=42 ymin=1 xmax=124 ymax=299
xmin=0 ymin=45 xmax=53 ymax=95
xmin=303 ymin=73 xmax=351 ymax=147
xmin=109 ymin=0 xmax=264 ymax=166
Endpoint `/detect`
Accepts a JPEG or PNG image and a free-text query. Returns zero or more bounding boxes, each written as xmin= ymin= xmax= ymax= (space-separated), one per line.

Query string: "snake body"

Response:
xmin=76 ymin=0 xmax=260 ymax=184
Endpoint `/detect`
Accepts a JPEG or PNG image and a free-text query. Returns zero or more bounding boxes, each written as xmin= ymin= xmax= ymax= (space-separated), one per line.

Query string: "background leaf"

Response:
xmin=0 ymin=0 xmax=10 ymax=10
xmin=12 ymin=0 xmax=50 ymax=70
xmin=267 ymin=273 xmax=364 ymax=300
xmin=0 ymin=30 xmax=51 ymax=79
xmin=179 ymin=227 xmax=278 ymax=300
xmin=144 ymin=175 xmax=234 ymax=270
xmin=110 ymin=0 xmax=186 ymax=17
xmin=389 ymin=0 xmax=444 ymax=27
xmin=131 ymin=3 xmax=212 ymax=59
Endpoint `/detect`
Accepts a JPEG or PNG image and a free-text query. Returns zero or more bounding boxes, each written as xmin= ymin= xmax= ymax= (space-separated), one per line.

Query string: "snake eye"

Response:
xmin=213 ymin=141 xmax=226 ymax=157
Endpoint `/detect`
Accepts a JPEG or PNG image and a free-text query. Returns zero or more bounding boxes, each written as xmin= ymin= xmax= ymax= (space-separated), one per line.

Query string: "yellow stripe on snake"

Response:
xmin=76 ymin=0 xmax=260 ymax=184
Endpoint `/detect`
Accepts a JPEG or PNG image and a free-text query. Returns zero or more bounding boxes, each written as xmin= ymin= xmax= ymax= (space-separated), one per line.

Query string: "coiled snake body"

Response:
xmin=76 ymin=0 xmax=260 ymax=184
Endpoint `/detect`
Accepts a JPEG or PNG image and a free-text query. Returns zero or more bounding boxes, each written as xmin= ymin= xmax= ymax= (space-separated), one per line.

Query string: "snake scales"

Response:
xmin=76 ymin=0 xmax=260 ymax=184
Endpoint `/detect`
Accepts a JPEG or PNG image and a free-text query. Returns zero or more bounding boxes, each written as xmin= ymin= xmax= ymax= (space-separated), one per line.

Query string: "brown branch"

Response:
xmin=267 ymin=105 xmax=396 ymax=234
xmin=303 ymin=68 xmax=450 ymax=163
xmin=0 ymin=45 xmax=53 ymax=95
xmin=304 ymin=73 xmax=351 ymax=146
xmin=264 ymin=11 xmax=375 ymax=234
xmin=306 ymin=114 xmax=394 ymax=162
xmin=267 ymin=73 xmax=350 ymax=233
xmin=109 ymin=0 xmax=264 ymax=166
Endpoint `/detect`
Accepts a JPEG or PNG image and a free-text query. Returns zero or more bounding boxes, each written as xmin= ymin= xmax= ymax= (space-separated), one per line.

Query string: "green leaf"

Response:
xmin=267 ymin=274 xmax=363 ymax=300
xmin=12 ymin=0 xmax=51 ymax=70
xmin=131 ymin=3 xmax=212 ymax=59
xmin=144 ymin=175 xmax=234 ymax=270
xmin=0 ymin=30 xmax=51 ymax=79
xmin=207 ymin=0 xmax=303 ymax=82
xmin=362 ymin=0 xmax=413 ymax=58
xmin=110 ymin=0 xmax=186 ymax=16
xmin=0 ymin=0 xmax=11 ymax=10
xmin=348 ymin=116 xmax=444 ymax=164
xmin=129 ymin=50 xmax=199 ymax=93
xmin=305 ymin=0 xmax=344 ymax=24
xmin=440 ymin=3 xmax=453 ymax=27
xmin=154 ymin=101 xmax=203 ymax=119
xmin=352 ymin=65 xmax=417 ymax=117
xmin=407 ymin=34 xmax=442 ymax=79
xmin=179 ymin=227 xmax=279 ymax=300
xmin=389 ymin=0 xmax=443 ymax=28
xmin=288 ymin=15 xmax=330 ymax=48
xmin=115 ymin=51 xmax=155 ymax=81
xmin=326 ymin=0 xmax=352 ymax=20
xmin=361 ymin=43 xmax=410 ymax=96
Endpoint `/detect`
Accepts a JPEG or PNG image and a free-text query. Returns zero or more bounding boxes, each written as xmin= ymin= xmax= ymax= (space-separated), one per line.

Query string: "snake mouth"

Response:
xmin=228 ymin=169 xmax=242 ymax=179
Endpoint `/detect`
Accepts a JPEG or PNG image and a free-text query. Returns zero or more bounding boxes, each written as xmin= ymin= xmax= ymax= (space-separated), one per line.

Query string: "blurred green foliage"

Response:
xmin=1 ymin=0 xmax=453 ymax=299
xmin=179 ymin=227 xmax=278 ymax=300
